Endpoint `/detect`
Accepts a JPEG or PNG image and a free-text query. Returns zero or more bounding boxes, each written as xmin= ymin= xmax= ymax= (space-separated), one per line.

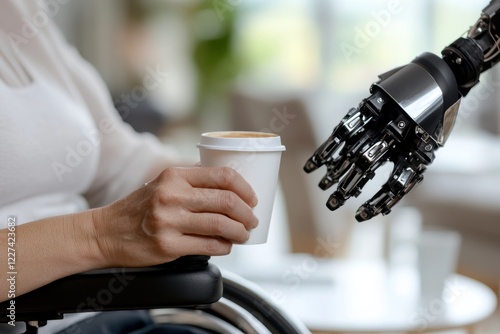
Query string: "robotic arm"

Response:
xmin=304 ymin=1 xmax=500 ymax=222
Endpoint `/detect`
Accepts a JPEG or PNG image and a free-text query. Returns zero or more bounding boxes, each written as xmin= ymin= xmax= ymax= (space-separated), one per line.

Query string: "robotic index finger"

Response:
xmin=305 ymin=0 xmax=500 ymax=222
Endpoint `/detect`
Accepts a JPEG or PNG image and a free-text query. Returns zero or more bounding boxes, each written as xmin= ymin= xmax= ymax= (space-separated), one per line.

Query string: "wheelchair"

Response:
xmin=0 ymin=255 xmax=311 ymax=334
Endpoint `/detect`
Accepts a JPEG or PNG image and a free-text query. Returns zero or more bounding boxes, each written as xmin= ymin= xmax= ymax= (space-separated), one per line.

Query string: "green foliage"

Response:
xmin=190 ymin=1 xmax=243 ymax=109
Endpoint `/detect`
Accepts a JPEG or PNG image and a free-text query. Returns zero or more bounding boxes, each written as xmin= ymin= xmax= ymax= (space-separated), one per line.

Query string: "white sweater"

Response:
xmin=0 ymin=1 xmax=179 ymax=332
xmin=0 ymin=0 xmax=180 ymax=223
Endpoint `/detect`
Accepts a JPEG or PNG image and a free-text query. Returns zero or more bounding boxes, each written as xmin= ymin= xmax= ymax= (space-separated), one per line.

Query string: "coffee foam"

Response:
xmin=206 ymin=131 xmax=277 ymax=139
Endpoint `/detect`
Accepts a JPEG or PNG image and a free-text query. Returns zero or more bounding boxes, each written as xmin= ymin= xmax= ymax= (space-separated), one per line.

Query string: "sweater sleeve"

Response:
xmin=42 ymin=18 xmax=182 ymax=207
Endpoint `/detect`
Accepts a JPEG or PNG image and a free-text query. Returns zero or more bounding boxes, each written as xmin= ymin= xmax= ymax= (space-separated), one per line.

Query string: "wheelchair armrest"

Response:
xmin=0 ymin=256 xmax=223 ymax=323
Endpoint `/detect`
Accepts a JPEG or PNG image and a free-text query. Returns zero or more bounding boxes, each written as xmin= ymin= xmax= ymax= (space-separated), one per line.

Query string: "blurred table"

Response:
xmin=226 ymin=256 xmax=497 ymax=334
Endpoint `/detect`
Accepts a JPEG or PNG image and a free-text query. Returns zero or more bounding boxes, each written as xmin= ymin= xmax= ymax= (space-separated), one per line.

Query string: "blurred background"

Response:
xmin=52 ymin=0 xmax=499 ymax=333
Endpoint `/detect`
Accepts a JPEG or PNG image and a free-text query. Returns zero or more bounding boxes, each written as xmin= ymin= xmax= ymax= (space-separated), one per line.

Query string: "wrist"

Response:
xmin=74 ymin=207 xmax=111 ymax=269
xmin=88 ymin=204 xmax=123 ymax=268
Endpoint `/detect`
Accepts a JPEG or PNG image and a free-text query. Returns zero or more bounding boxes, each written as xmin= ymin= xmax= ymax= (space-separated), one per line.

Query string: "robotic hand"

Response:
xmin=305 ymin=0 xmax=500 ymax=222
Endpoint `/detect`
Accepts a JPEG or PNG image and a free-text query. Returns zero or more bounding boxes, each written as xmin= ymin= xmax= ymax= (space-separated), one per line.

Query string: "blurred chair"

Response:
xmin=229 ymin=91 xmax=318 ymax=254
xmin=229 ymin=91 xmax=350 ymax=256
xmin=410 ymin=189 xmax=500 ymax=290
xmin=407 ymin=134 xmax=500 ymax=292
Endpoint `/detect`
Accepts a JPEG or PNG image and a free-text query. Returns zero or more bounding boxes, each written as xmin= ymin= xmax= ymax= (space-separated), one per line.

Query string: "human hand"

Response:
xmin=92 ymin=166 xmax=259 ymax=268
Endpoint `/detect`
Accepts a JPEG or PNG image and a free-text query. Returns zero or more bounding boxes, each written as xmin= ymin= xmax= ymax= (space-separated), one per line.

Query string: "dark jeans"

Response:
xmin=54 ymin=310 xmax=214 ymax=334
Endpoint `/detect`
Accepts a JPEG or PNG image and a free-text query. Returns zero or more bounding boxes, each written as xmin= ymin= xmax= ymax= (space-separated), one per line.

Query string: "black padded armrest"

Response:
xmin=0 ymin=256 xmax=222 ymax=323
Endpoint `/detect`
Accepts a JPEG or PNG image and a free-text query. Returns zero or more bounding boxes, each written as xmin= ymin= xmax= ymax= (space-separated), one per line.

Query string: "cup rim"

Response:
xmin=197 ymin=131 xmax=286 ymax=152
xmin=197 ymin=144 xmax=286 ymax=152
xmin=202 ymin=131 xmax=279 ymax=138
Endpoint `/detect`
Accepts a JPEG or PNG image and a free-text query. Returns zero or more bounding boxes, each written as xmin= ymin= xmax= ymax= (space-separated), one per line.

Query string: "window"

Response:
xmin=235 ymin=0 xmax=500 ymax=136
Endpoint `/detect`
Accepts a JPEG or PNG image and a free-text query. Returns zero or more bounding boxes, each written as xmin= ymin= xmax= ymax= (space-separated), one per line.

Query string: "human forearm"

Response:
xmin=0 ymin=210 xmax=103 ymax=302
xmin=0 ymin=166 xmax=258 ymax=303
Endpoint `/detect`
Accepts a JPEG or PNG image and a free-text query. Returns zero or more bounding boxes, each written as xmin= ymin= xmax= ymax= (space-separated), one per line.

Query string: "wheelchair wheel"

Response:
xmin=152 ymin=270 xmax=311 ymax=334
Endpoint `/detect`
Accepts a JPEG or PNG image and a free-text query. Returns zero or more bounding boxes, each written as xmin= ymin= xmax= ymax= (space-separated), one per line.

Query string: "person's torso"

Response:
xmin=0 ymin=5 xmax=100 ymax=223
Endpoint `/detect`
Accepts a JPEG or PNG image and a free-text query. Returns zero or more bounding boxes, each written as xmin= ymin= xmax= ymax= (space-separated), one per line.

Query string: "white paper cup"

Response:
xmin=417 ymin=228 xmax=461 ymax=305
xmin=197 ymin=131 xmax=286 ymax=245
